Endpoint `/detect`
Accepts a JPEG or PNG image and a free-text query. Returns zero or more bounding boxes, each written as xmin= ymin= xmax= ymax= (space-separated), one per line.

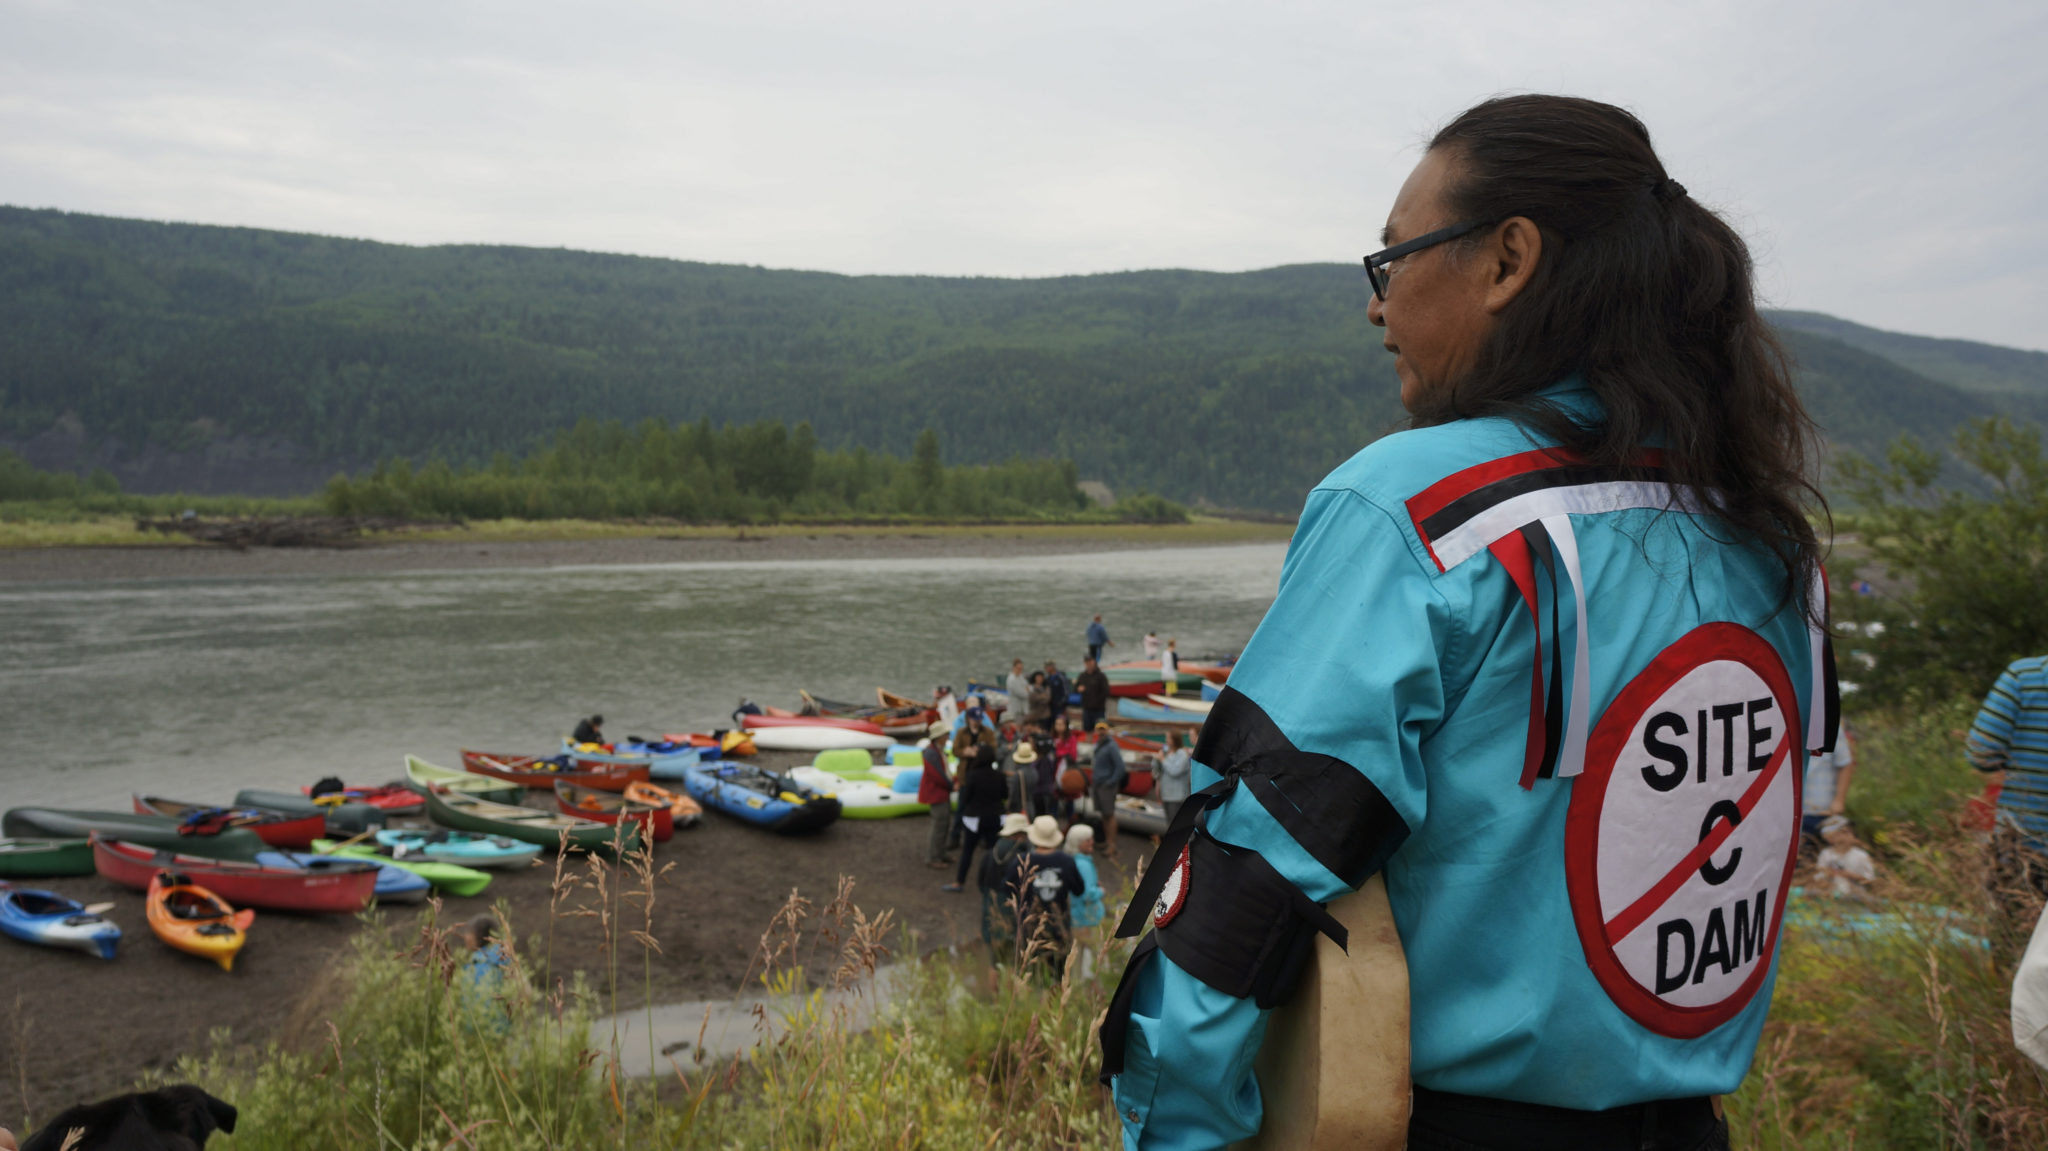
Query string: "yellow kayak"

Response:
xmin=147 ymin=870 xmax=254 ymax=971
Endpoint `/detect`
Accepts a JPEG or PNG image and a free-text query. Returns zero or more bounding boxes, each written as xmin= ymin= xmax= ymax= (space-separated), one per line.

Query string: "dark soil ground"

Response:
xmin=0 ymin=751 xmax=1144 ymax=1127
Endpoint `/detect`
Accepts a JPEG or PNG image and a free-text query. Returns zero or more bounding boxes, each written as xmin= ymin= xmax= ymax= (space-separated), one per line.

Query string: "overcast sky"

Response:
xmin=3 ymin=0 xmax=2043 ymax=350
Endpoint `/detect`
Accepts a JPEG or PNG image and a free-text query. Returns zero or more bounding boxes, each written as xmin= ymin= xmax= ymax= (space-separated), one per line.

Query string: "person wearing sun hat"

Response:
xmin=994 ymin=814 xmax=1086 ymax=971
xmin=917 ymin=719 xmax=956 ymax=868
xmin=975 ymin=812 xmax=1036 ymax=959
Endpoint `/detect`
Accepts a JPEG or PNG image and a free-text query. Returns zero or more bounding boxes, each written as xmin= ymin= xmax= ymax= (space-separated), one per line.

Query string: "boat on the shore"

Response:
xmin=1146 ymin=694 xmax=1213 ymax=715
xmin=460 ymin=750 xmax=648 ymax=791
xmin=311 ymin=838 xmax=495 ymax=896
xmin=372 ymin=828 xmax=542 ymax=870
xmin=256 ymin=850 xmax=430 ymax=904
xmin=400 ymin=757 xmax=525 ymax=804
xmin=742 ymin=725 xmax=893 ymax=752
xmin=785 ymin=767 xmax=926 ymax=820
xmin=554 ymin=781 xmax=673 ymax=843
xmin=410 ymin=759 xmax=635 ymax=854
xmin=742 ymin=713 xmax=889 ymax=736
xmin=302 ymin=783 xmax=425 ymax=816
xmin=680 ymin=763 xmax=842 ymax=834
xmin=1114 ymin=699 xmax=1206 ymax=727
xmin=0 ymin=838 xmax=95 ymax=878
xmin=95 ymin=836 xmax=380 ymax=914
xmin=4 ymin=809 xmax=266 ymax=862
xmin=131 ymin=795 xmax=325 ymax=850
xmin=233 ymin=789 xmax=387 ymax=836
xmin=1113 ymin=795 xmax=1172 ymax=837
xmin=0 ymin=882 xmax=121 ymax=959
xmin=147 ymin=870 xmax=252 ymax=972
xmin=623 ymin=781 xmax=704 ymax=830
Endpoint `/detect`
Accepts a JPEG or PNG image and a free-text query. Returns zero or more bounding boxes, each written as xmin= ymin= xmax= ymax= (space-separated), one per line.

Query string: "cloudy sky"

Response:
xmin=3 ymin=0 xmax=2043 ymax=350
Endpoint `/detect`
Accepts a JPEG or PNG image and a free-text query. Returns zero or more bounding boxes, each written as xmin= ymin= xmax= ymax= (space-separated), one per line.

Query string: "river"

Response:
xmin=0 ymin=543 xmax=1286 ymax=811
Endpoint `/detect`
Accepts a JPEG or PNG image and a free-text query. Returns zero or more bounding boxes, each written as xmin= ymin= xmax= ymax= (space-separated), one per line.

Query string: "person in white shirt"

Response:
xmin=1160 ymin=637 xmax=1179 ymax=695
xmin=1143 ymin=631 xmax=1161 ymax=658
xmin=1815 ymin=815 xmax=1876 ymax=900
xmin=1802 ymin=722 xmax=1855 ymax=849
xmin=1004 ymin=659 xmax=1031 ymax=721
xmin=935 ymin=686 xmax=960 ymax=730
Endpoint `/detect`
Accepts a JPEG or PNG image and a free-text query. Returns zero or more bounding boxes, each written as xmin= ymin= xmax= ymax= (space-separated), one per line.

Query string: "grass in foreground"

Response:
xmin=93 ymin=846 xmax=1126 ymax=1150
xmin=1724 ymin=699 xmax=2048 ymax=1148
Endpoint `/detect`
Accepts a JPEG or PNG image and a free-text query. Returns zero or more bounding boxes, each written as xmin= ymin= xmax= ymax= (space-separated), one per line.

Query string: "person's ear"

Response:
xmin=1482 ymin=216 xmax=1542 ymax=314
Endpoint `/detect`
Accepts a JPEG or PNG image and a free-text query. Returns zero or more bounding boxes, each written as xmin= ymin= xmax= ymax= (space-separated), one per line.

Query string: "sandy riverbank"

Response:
xmin=1 ymin=756 xmax=1144 ymax=1122
xmin=0 ymin=521 xmax=1292 ymax=583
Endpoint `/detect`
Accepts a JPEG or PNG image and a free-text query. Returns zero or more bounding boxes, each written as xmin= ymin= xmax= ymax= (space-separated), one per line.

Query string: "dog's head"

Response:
xmin=143 ymin=1085 xmax=237 ymax=1148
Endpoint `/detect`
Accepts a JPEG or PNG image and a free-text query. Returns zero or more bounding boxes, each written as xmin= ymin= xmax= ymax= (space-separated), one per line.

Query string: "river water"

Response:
xmin=0 ymin=543 xmax=1286 ymax=811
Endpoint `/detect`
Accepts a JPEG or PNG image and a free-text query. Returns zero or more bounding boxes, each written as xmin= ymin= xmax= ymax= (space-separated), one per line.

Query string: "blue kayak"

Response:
xmin=1114 ymin=699 xmax=1204 ymax=725
xmin=256 ymin=851 xmax=432 ymax=904
xmin=680 ymin=763 xmax=842 ymax=834
xmin=0 ymin=881 xmax=120 ymax=959
xmin=374 ymin=829 xmax=542 ymax=870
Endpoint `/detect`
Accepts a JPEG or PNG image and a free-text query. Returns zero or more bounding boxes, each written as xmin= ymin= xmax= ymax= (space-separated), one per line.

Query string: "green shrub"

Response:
xmin=1834 ymin=417 xmax=2048 ymax=707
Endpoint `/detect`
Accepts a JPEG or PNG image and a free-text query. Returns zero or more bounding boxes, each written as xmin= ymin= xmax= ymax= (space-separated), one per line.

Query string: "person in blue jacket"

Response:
xmin=1098 ymin=94 xmax=1840 ymax=1150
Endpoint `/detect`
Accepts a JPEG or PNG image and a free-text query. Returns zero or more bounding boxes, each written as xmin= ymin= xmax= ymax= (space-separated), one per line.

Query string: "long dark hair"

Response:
xmin=1417 ymin=94 xmax=1825 ymax=616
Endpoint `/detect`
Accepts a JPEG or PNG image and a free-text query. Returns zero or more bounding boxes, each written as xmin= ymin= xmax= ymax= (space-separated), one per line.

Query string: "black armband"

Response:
xmin=1096 ymin=829 xmax=1348 ymax=1084
xmin=1152 ymin=829 xmax=1347 ymax=1007
xmin=1196 ymin=688 xmax=1409 ymax=887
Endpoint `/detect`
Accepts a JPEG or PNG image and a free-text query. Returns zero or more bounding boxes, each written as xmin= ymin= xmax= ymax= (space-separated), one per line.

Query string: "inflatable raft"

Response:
xmin=680 ymin=763 xmax=842 ymax=833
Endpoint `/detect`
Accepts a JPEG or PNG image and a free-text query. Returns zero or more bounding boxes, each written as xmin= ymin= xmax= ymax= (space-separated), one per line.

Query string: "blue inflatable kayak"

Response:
xmin=373 ymin=829 xmax=542 ymax=871
xmin=0 ymin=881 xmax=120 ymax=959
xmin=256 ymin=851 xmax=432 ymax=904
xmin=680 ymin=763 xmax=842 ymax=834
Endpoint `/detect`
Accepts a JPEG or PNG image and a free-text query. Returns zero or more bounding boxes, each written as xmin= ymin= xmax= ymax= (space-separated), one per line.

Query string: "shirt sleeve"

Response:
xmin=1114 ymin=487 xmax=1454 ymax=1149
xmin=1968 ymin=667 xmax=2023 ymax=772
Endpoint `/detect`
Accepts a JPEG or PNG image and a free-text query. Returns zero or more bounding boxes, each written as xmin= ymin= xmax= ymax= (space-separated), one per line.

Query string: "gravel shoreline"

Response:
xmin=0 ymin=529 xmax=1281 ymax=584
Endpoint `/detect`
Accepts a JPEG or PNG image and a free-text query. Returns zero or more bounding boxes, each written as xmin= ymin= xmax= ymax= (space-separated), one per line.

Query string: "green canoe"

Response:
xmin=1 ymin=809 xmax=266 ymax=862
xmin=310 ymin=839 xmax=493 ymax=897
xmin=413 ymin=775 xmax=635 ymax=855
xmin=0 ymin=838 xmax=95 ymax=878
xmin=403 ymin=755 xmax=524 ymax=804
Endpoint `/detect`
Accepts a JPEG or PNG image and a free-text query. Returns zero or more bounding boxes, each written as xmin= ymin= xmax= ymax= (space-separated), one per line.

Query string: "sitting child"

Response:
xmin=1816 ymin=815 xmax=1877 ymax=901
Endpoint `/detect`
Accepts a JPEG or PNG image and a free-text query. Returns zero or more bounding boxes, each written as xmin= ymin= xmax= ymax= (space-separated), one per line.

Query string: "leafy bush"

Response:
xmin=1834 ymin=418 xmax=2048 ymax=707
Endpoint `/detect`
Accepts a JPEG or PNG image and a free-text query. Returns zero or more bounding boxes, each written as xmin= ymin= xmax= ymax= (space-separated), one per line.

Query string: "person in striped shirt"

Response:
xmin=1967 ymin=655 xmax=2048 ymax=858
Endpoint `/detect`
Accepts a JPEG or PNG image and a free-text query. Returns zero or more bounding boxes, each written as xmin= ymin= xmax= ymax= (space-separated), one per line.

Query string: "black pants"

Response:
xmin=954 ymin=820 xmax=999 ymax=886
xmin=1407 ymin=1087 xmax=1728 ymax=1151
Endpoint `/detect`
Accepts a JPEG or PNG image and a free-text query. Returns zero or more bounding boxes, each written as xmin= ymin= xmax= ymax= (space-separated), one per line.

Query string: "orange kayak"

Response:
xmin=147 ymin=869 xmax=254 ymax=972
xmin=624 ymin=781 xmax=704 ymax=830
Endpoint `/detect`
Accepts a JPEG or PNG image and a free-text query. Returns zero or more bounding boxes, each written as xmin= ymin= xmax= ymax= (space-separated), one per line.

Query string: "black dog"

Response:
xmin=20 ymin=1085 xmax=235 ymax=1151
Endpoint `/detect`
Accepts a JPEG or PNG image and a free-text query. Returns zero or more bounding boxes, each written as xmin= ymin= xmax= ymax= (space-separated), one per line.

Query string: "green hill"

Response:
xmin=1 ymin=205 xmax=2036 ymax=510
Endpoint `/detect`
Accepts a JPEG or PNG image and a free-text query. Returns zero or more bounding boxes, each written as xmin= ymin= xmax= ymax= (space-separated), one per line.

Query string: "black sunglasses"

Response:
xmin=1362 ymin=219 xmax=1495 ymax=301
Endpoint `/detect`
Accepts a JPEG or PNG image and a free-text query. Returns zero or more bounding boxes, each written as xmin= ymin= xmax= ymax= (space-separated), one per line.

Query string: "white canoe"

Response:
xmin=1147 ymin=694 xmax=1214 ymax=715
xmin=742 ymin=726 xmax=894 ymax=752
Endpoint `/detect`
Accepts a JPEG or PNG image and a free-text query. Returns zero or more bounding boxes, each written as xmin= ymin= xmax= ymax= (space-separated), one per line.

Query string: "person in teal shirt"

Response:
xmin=1099 ymin=94 xmax=1839 ymax=1151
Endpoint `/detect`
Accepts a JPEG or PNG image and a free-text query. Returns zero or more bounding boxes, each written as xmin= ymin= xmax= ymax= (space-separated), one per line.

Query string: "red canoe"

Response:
xmin=554 ymin=782 xmax=673 ymax=843
xmin=739 ymin=714 xmax=888 ymax=736
xmin=132 ymin=795 xmax=325 ymax=850
xmin=460 ymin=750 xmax=648 ymax=792
xmin=300 ymin=784 xmax=426 ymax=814
xmin=93 ymin=835 xmax=379 ymax=913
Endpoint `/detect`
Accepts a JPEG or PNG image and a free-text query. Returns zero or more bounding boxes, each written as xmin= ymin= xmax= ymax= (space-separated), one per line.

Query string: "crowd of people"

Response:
xmin=910 ymin=620 xmax=1186 ymax=973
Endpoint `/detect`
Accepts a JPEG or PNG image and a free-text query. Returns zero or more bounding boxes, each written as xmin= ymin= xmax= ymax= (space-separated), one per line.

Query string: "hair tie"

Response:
xmin=1651 ymin=178 xmax=1688 ymax=203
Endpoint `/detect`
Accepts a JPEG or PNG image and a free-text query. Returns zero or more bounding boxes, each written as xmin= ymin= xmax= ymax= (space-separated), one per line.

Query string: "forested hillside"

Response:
xmin=3 ymin=205 xmax=2039 ymax=510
